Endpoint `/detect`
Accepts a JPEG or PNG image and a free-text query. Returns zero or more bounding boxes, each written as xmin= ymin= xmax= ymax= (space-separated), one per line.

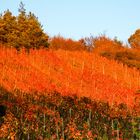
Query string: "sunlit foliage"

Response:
xmin=49 ymin=35 xmax=86 ymax=51
xmin=128 ymin=29 xmax=140 ymax=49
xmin=0 ymin=2 xmax=49 ymax=51
xmin=0 ymin=47 xmax=139 ymax=108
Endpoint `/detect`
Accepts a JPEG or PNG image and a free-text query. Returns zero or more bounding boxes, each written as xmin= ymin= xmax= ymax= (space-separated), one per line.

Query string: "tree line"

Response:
xmin=0 ymin=2 xmax=49 ymax=51
xmin=0 ymin=2 xmax=140 ymax=52
xmin=0 ymin=2 xmax=140 ymax=69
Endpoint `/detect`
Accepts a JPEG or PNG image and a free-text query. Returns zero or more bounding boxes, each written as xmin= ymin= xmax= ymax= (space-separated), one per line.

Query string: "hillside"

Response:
xmin=0 ymin=47 xmax=140 ymax=108
xmin=0 ymin=1 xmax=140 ymax=139
xmin=0 ymin=46 xmax=140 ymax=139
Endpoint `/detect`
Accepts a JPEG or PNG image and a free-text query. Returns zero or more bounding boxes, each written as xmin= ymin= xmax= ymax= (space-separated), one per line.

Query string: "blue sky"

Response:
xmin=1 ymin=0 xmax=140 ymax=43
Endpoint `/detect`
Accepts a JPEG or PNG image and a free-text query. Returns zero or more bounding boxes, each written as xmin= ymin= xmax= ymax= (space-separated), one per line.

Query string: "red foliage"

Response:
xmin=0 ymin=47 xmax=140 ymax=109
xmin=49 ymin=35 xmax=86 ymax=51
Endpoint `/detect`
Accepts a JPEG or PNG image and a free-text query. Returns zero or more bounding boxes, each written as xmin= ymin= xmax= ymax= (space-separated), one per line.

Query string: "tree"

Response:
xmin=26 ymin=12 xmax=49 ymax=49
xmin=49 ymin=35 xmax=85 ymax=51
xmin=128 ymin=29 xmax=140 ymax=49
xmin=16 ymin=1 xmax=28 ymax=50
xmin=0 ymin=13 xmax=5 ymax=43
xmin=0 ymin=10 xmax=17 ymax=46
xmin=84 ymin=36 xmax=94 ymax=51
xmin=16 ymin=2 xmax=49 ymax=51
xmin=0 ymin=2 xmax=49 ymax=51
xmin=113 ymin=36 xmax=123 ymax=47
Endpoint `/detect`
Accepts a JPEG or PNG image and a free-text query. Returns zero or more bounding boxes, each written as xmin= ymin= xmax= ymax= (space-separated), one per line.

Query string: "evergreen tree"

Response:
xmin=0 ymin=10 xmax=17 ymax=46
xmin=0 ymin=2 xmax=49 ymax=51
xmin=16 ymin=2 xmax=49 ymax=51
xmin=26 ymin=12 xmax=49 ymax=50
xmin=16 ymin=2 xmax=29 ymax=50
xmin=0 ymin=12 xmax=5 ymax=43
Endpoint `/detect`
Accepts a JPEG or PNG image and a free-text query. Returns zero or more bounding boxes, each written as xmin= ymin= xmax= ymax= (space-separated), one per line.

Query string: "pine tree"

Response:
xmin=16 ymin=2 xmax=49 ymax=51
xmin=0 ymin=10 xmax=17 ymax=46
xmin=0 ymin=1 xmax=49 ymax=51
xmin=16 ymin=2 xmax=30 ymax=50
xmin=0 ymin=13 xmax=5 ymax=43
xmin=26 ymin=12 xmax=49 ymax=50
